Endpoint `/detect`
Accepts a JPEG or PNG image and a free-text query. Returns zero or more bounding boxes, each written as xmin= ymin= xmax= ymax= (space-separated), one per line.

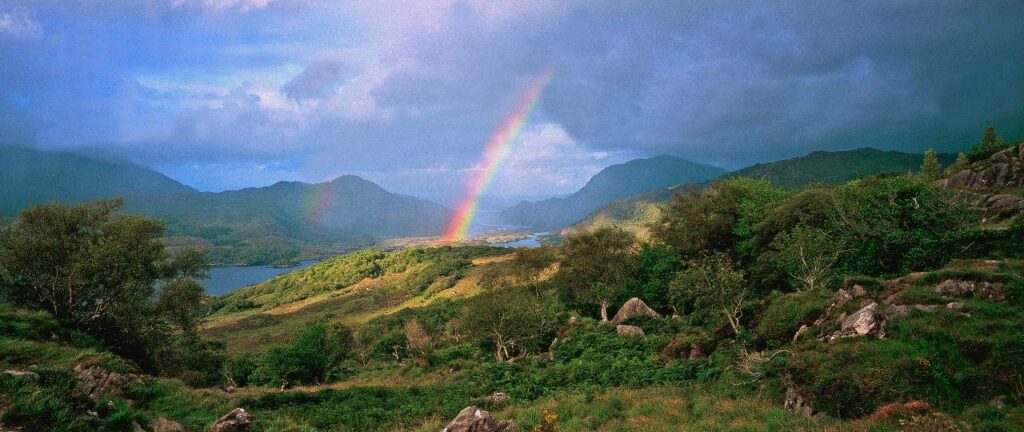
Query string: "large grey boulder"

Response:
xmin=611 ymin=298 xmax=660 ymax=323
xmin=841 ymin=302 xmax=886 ymax=338
xmin=442 ymin=406 xmax=516 ymax=432
xmin=73 ymin=364 xmax=145 ymax=401
xmin=209 ymin=408 xmax=250 ymax=432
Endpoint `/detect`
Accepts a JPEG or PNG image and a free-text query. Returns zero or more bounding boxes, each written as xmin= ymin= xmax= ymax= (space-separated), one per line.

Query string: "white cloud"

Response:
xmin=0 ymin=8 xmax=42 ymax=39
xmin=169 ymin=0 xmax=274 ymax=13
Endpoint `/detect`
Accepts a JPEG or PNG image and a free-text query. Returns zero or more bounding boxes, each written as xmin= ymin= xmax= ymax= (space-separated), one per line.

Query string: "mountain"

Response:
xmin=1 ymin=146 xmax=451 ymax=264
xmin=499 ymin=155 xmax=726 ymax=229
xmin=0 ymin=145 xmax=197 ymax=214
xmin=567 ymin=147 xmax=956 ymax=236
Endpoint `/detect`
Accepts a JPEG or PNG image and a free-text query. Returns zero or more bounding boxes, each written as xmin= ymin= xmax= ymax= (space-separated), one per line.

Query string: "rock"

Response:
xmin=947 ymin=302 xmax=964 ymax=310
xmin=611 ymin=297 xmax=660 ymax=323
xmin=991 ymin=395 xmax=1007 ymax=410
xmin=792 ymin=324 xmax=809 ymax=342
xmin=841 ymin=302 xmax=886 ymax=338
xmin=885 ymin=304 xmax=910 ymax=319
xmin=150 ymin=418 xmax=186 ymax=432
xmin=209 ymin=408 xmax=250 ymax=432
xmin=851 ymin=284 xmax=868 ymax=298
xmin=483 ymin=392 xmax=510 ymax=406
xmin=442 ymin=406 xmax=516 ymax=432
xmin=73 ymin=364 xmax=145 ymax=401
xmin=223 ymin=385 xmax=236 ymax=394
xmin=3 ymin=370 xmax=40 ymax=381
xmin=912 ymin=304 xmax=939 ymax=313
xmin=566 ymin=316 xmax=579 ymax=326
xmin=784 ymin=387 xmax=818 ymax=419
xmin=935 ymin=279 xmax=1006 ymax=300
xmin=615 ymin=325 xmax=645 ymax=336
xmin=688 ymin=344 xmax=706 ymax=359
xmin=811 ymin=412 xmax=831 ymax=424
xmin=132 ymin=422 xmax=145 ymax=432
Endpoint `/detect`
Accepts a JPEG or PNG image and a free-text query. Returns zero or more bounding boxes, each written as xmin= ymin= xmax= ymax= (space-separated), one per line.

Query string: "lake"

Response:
xmin=202 ymin=259 xmax=319 ymax=295
xmin=489 ymin=232 xmax=548 ymax=248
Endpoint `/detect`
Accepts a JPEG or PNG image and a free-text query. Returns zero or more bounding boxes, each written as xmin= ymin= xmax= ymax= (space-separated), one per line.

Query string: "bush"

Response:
xmin=250 ymin=322 xmax=353 ymax=387
xmin=753 ymin=289 xmax=831 ymax=348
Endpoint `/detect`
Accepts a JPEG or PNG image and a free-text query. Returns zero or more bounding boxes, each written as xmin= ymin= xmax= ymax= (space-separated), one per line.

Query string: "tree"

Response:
xmin=250 ymin=322 xmax=353 ymax=386
xmin=0 ymin=199 xmax=208 ymax=364
xmin=765 ymin=225 xmax=845 ymax=292
xmin=669 ymin=253 xmax=747 ymax=336
xmin=969 ymin=126 xmax=1009 ymax=162
xmin=461 ymin=287 xmax=560 ymax=362
xmin=947 ymin=152 xmax=969 ymax=175
xmin=481 ymin=246 xmax=557 ymax=294
xmin=921 ymin=148 xmax=941 ymax=181
xmin=403 ymin=318 xmax=432 ymax=358
xmin=557 ymin=227 xmax=637 ymax=321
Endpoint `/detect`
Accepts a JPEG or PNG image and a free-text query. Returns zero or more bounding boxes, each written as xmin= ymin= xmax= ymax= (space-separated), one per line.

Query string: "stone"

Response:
xmin=851 ymin=284 xmax=868 ymax=298
xmin=442 ymin=406 xmax=516 ymax=432
xmin=784 ymin=387 xmax=818 ymax=419
xmin=886 ymin=304 xmax=910 ymax=319
xmin=611 ymin=297 xmax=660 ymax=323
xmin=150 ymin=418 xmax=186 ymax=432
xmin=483 ymin=392 xmax=510 ymax=406
xmin=688 ymin=344 xmax=706 ymax=359
xmin=841 ymin=302 xmax=885 ymax=338
xmin=566 ymin=316 xmax=579 ymax=326
xmin=209 ymin=408 xmax=250 ymax=432
xmin=934 ymin=279 xmax=1006 ymax=300
xmin=947 ymin=302 xmax=964 ymax=310
xmin=3 ymin=370 xmax=40 ymax=381
xmin=912 ymin=304 xmax=939 ymax=313
xmin=615 ymin=325 xmax=645 ymax=336
xmin=991 ymin=395 xmax=1007 ymax=410
xmin=73 ymin=364 xmax=145 ymax=401
xmin=792 ymin=324 xmax=810 ymax=342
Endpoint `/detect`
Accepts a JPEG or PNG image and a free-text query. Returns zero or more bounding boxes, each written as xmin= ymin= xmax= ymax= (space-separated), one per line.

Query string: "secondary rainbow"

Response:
xmin=444 ymin=71 xmax=554 ymax=242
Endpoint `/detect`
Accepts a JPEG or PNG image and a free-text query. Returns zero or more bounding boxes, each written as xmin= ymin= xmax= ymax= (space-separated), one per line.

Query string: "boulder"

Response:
xmin=73 ymin=364 xmax=145 ymax=401
xmin=150 ymin=418 xmax=186 ymax=432
xmin=850 ymin=284 xmax=868 ymax=298
xmin=479 ymin=392 xmax=510 ymax=406
xmin=784 ymin=387 xmax=818 ymax=419
xmin=934 ymin=279 xmax=1006 ymax=300
xmin=566 ymin=316 xmax=579 ymax=326
xmin=841 ymin=302 xmax=886 ymax=338
xmin=615 ymin=325 xmax=645 ymax=337
xmin=3 ymin=370 xmax=40 ymax=381
xmin=442 ymin=406 xmax=516 ymax=432
xmin=209 ymin=408 xmax=250 ymax=432
xmin=611 ymin=297 xmax=660 ymax=323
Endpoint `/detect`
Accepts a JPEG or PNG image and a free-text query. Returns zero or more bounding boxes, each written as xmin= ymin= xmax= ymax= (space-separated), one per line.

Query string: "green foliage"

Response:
xmin=557 ymin=227 xmax=638 ymax=321
xmin=669 ymin=252 xmax=748 ymax=336
xmin=968 ymin=126 xmax=1010 ymax=163
xmin=0 ymin=200 xmax=208 ymax=367
xmin=763 ymin=225 xmax=845 ymax=292
xmin=249 ymin=322 xmax=353 ymax=387
xmin=753 ymin=289 xmax=831 ymax=348
xmin=154 ymin=336 xmax=228 ymax=387
xmin=461 ymin=287 xmax=562 ymax=361
xmin=921 ymin=148 xmax=942 ymax=181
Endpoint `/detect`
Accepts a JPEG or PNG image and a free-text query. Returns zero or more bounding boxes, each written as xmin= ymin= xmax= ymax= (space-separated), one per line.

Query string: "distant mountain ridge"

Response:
xmin=1 ymin=146 xmax=451 ymax=264
xmin=567 ymin=147 xmax=956 ymax=236
xmin=499 ymin=155 xmax=726 ymax=229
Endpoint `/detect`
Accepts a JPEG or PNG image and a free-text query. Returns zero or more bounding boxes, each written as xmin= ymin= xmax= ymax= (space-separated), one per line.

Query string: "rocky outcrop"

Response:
xmin=209 ymin=408 xmax=250 ymax=432
xmin=474 ymin=392 xmax=510 ymax=407
xmin=611 ymin=298 xmax=659 ymax=323
xmin=73 ymin=364 xmax=145 ymax=401
xmin=934 ymin=279 xmax=1006 ymax=300
xmin=823 ymin=302 xmax=887 ymax=342
xmin=784 ymin=387 xmax=829 ymax=423
xmin=615 ymin=325 xmax=645 ymax=336
xmin=150 ymin=418 xmax=186 ymax=432
xmin=940 ymin=143 xmax=1024 ymax=190
xmin=442 ymin=406 xmax=516 ymax=432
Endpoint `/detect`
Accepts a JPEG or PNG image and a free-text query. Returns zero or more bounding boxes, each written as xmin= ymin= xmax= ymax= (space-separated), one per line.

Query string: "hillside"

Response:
xmin=568 ymin=147 xmax=955 ymax=235
xmin=499 ymin=155 xmax=726 ymax=229
xmin=0 ymin=145 xmax=197 ymax=214
xmin=1 ymin=146 xmax=451 ymax=264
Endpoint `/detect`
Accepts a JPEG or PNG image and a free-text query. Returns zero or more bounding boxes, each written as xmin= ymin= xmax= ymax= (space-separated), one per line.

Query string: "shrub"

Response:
xmin=753 ymin=288 xmax=831 ymax=348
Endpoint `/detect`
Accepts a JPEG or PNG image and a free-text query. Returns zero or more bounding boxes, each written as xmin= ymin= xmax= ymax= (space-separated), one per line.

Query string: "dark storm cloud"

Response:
xmin=0 ymin=0 xmax=1022 ymax=198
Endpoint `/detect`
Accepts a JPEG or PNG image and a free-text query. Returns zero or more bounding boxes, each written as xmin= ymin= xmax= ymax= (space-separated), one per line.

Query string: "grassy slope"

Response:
xmin=568 ymin=148 xmax=956 ymax=236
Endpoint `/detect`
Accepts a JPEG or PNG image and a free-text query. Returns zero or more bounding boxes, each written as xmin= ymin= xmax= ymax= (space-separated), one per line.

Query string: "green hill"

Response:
xmin=499 ymin=155 xmax=726 ymax=230
xmin=568 ymin=148 xmax=956 ymax=236
xmin=1 ymin=146 xmax=452 ymax=265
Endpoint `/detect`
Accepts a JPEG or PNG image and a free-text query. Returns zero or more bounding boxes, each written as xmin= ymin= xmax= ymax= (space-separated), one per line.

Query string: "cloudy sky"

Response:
xmin=1 ymin=1 xmax=1022 ymax=206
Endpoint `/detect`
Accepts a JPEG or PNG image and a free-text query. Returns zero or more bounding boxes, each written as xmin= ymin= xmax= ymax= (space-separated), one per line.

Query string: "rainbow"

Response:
xmin=444 ymin=71 xmax=554 ymax=242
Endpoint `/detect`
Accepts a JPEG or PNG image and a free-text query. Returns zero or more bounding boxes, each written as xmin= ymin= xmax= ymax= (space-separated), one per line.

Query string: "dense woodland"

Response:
xmin=1 ymin=128 xmax=1024 ymax=431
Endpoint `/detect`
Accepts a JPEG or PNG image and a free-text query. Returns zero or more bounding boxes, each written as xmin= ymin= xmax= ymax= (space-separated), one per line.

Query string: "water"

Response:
xmin=202 ymin=259 xmax=319 ymax=295
xmin=490 ymin=232 xmax=548 ymax=248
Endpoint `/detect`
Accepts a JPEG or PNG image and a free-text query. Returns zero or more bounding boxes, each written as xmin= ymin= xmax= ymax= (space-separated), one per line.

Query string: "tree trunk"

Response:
xmin=600 ymin=301 xmax=609 ymax=323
